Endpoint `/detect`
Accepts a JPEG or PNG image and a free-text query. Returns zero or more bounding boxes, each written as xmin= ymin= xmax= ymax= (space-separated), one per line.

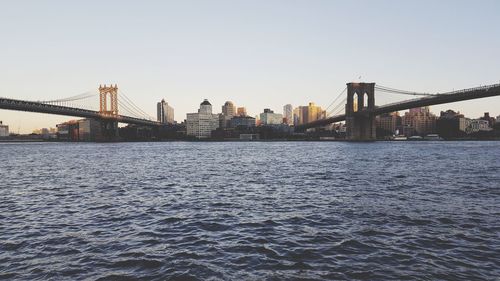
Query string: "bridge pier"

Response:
xmin=345 ymin=83 xmax=377 ymax=141
xmin=98 ymin=119 xmax=119 ymax=141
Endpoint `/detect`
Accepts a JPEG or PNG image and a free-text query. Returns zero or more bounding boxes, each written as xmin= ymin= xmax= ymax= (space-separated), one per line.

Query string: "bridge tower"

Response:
xmin=345 ymin=82 xmax=376 ymax=141
xmin=98 ymin=84 xmax=119 ymax=141
xmin=99 ymin=84 xmax=118 ymax=116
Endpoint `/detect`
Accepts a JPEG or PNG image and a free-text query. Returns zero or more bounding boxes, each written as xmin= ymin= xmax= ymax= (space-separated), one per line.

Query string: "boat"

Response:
xmin=408 ymin=136 xmax=424 ymax=141
xmin=392 ymin=135 xmax=407 ymax=141
xmin=424 ymin=134 xmax=443 ymax=141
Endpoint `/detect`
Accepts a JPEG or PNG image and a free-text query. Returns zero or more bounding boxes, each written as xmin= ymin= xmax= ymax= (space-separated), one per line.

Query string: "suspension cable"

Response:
xmin=375 ymin=84 xmax=434 ymax=96
xmin=324 ymin=87 xmax=347 ymax=113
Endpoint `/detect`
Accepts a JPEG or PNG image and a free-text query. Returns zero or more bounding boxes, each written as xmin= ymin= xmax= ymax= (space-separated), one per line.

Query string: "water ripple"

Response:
xmin=0 ymin=141 xmax=499 ymax=280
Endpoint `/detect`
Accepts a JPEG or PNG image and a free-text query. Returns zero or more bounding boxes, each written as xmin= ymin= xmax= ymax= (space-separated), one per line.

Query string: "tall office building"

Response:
xmin=283 ymin=104 xmax=293 ymax=125
xmin=297 ymin=102 xmax=326 ymax=125
xmin=237 ymin=107 xmax=247 ymax=117
xmin=186 ymin=99 xmax=219 ymax=138
xmin=157 ymin=99 xmax=174 ymax=124
xmin=222 ymin=101 xmax=236 ymax=117
xmin=293 ymin=107 xmax=300 ymax=126
xmin=220 ymin=101 xmax=236 ymax=128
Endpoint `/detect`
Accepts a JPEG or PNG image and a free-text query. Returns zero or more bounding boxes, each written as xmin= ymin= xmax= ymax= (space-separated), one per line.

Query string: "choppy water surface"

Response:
xmin=0 ymin=141 xmax=499 ymax=280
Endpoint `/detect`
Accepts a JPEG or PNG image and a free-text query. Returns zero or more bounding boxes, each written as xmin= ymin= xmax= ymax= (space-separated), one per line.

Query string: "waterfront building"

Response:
xmin=259 ymin=109 xmax=283 ymax=125
xmin=436 ymin=110 xmax=466 ymax=139
xmin=402 ymin=107 xmax=437 ymax=136
xmin=186 ymin=99 xmax=219 ymax=138
xmin=479 ymin=112 xmax=495 ymax=127
xmin=376 ymin=112 xmax=401 ymax=134
xmin=0 ymin=121 xmax=9 ymax=137
xmin=230 ymin=116 xmax=256 ymax=128
xmin=255 ymin=115 xmax=261 ymax=126
xmin=239 ymin=134 xmax=259 ymax=140
xmin=0 ymin=121 xmax=8 ymax=136
xmin=157 ymin=99 xmax=174 ymax=124
xmin=78 ymin=119 xmax=102 ymax=141
xmin=237 ymin=107 xmax=247 ymax=117
xmin=293 ymin=107 xmax=300 ymax=126
xmin=56 ymin=120 xmax=80 ymax=141
xmin=465 ymin=119 xmax=492 ymax=134
xmin=283 ymin=104 xmax=293 ymax=125
xmin=297 ymin=102 xmax=326 ymax=125
xmin=220 ymin=101 xmax=236 ymax=128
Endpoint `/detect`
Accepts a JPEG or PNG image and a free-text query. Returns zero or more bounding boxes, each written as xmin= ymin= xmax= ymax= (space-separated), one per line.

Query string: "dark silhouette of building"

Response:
xmin=436 ymin=110 xmax=466 ymax=139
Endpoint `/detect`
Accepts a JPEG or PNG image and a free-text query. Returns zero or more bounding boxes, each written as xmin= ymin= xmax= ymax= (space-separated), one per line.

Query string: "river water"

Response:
xmin=0 ymin=141 xmax=499 ymax=280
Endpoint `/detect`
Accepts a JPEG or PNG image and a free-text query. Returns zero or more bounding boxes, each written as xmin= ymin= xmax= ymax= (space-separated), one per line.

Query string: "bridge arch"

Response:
xmin=353 ymin=92 xmax=359 ymax=112
xmin=363 ymin=92 xmax=369 ymax=109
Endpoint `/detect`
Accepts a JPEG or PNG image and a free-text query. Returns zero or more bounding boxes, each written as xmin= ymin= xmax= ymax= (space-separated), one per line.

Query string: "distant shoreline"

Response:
xmin=1 ymin=138 xmax=500 ymax=143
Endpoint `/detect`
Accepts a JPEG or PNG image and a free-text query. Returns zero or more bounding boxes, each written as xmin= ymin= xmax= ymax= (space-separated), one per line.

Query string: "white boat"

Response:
xmin=424 ymin=134 xmax=443 ymax=141
xmin=408 ymin=136 xmax=424 ymax=141
xmin=392 ymin=135 xmax=407 ymax=141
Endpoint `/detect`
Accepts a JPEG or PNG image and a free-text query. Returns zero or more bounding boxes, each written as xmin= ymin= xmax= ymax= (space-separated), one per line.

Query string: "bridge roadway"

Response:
xmin=0 ymin=97 xmax=160 ymax=126
xmin=298 ymin=83 xmax=500 ymax=130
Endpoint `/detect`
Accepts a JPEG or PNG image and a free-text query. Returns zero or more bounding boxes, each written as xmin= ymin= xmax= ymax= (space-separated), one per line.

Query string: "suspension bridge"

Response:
xmin=0 ymin=85 xmax=158 ymax=126
xmin=297 ymin=82 xmax=500 ymax=140
xmin=0 ymin=85 xmax=160 ymax=140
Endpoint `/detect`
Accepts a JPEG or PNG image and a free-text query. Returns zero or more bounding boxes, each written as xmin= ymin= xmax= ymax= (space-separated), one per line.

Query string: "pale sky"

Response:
xmin=1 ymin=0 xmax=499 ymax=133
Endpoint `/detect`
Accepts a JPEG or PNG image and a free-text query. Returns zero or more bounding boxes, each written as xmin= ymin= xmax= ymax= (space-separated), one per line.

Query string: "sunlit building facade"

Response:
xmin=402 ymin=107 xmax=437 ymax=136
xmin=220 ymin=101 xmax=236 ymax=128
xmin=157 ymin=99 xmax=174 ymax=124
xmin=237 ymin=107 xmax=247 ymax=117
xmin=259 ymin=109 xmax=283 ymax=125
xmin=186 ymin=99 xmax=219 ymax=138
xmin=296 ymin=102 xmax=326 ymax=125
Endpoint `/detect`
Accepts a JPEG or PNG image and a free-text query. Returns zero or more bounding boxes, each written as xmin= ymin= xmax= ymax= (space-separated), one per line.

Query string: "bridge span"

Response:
xmin=0 ymin=97 xmax=160 ymax=127
xmin=298 ymin=83 xmax=500 ymax=140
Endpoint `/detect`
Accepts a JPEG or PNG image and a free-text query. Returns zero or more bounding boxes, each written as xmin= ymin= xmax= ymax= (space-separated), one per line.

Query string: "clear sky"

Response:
xmin=1 ymin=0 xmax=499 ymax=133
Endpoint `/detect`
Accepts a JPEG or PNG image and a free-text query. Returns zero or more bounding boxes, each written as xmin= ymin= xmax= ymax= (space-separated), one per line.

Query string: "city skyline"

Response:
xmin=1 ymin=0 xmax=500 ymax=133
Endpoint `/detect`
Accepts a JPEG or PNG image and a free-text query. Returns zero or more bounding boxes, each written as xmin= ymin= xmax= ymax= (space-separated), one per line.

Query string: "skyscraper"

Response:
xmin=222 ymin=101 xmax=236 ymax=117
xmin=297 ymin=102 xmax=325 ymax=125
xmin=220 ymin=101 xmax=236 ymax=128
xmin=283 ymin=104 xmax=293 ymax=125
xmin=157 ymin=99 xmax=174 ymax=124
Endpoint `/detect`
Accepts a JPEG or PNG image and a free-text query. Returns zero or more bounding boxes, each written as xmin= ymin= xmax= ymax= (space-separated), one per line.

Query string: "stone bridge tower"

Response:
xmin=98 ymin=84 xmax=119 ymax=141
xmin=345 ymin=82 xmax=376 ymax=141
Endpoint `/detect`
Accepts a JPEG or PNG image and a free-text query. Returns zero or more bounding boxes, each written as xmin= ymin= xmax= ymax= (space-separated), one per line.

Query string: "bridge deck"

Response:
xmin=0 ymin=97 xmax=160 ymax=126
